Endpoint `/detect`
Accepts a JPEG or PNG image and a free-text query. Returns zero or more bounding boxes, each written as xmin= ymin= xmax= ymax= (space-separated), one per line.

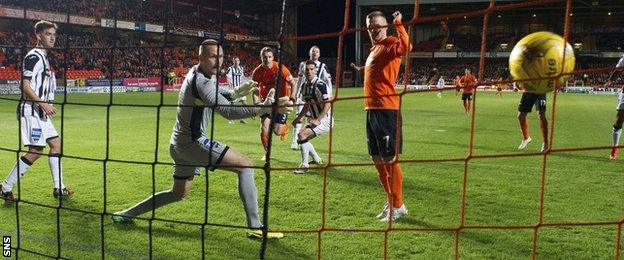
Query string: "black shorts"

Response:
xmin=366 ymin=109 xmax=402 ymax=157
xmin=518 ymin=92 xmax=547 ymax=113
xmin=260 ymin=113 xmax=288 ymax=124
xmin=461 ymin=93 xmax=473 ymax=101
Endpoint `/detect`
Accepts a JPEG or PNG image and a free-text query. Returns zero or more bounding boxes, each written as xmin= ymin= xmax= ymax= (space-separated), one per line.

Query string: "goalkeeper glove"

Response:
xmin=234 ymin=80 xmax=258 ymax=99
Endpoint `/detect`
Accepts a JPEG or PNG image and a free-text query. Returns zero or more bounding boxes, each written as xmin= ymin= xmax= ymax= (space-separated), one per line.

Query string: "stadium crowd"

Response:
xmin=1 ymin=0 xmax=262 ymax=35
xmin=0 ymin=28 xmax=621 ymax=85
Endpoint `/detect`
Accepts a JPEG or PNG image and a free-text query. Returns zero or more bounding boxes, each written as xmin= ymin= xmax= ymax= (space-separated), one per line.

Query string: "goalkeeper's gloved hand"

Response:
xmin=234 ymin=80 xmax=258 ymax=99
xmin=258 ymin=88 xmax=293 ymax=115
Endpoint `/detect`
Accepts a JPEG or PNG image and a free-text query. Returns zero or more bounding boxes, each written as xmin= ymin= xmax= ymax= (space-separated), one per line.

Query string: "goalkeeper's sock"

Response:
xmin=385 ymin=162 xmax=404 ymax=208
xmin=3 ymin=156 xmax=32 ymax=192
xmin=613 ymin=125 xmax=622 ymax=147
xmin=374 ymin=163 xmax=390 ymax=195
xmin=238 ymin=168 xmax=262 ymax=229
xmin=121 ymin=189 xmax=183 ymax=217
xmin=519 ymin=118 xmax=530 ymax=140
xmin=49 ymin=153 xmax=66 ymax=190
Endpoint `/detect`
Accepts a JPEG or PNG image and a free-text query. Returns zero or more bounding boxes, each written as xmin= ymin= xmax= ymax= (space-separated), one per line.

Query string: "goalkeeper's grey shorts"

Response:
xmin=170 ymin=137 xmax=230 ymax=180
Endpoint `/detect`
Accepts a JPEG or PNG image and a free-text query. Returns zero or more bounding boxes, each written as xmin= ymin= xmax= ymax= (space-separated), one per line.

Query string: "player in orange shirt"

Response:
xmin=453 ymin=75 xmax=461 ymax=96
xmin=460 ymin=68 xmax=477 ymax=114
xmin=364 ymin=10 xmax=412 ymax=222
xmin=251 ymin=47 xmax=297 ymax=160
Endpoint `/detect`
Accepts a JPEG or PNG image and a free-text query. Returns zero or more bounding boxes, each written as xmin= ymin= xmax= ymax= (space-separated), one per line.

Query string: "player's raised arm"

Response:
xmin=390 ymin=11 xmax=412 ymax=57
xmin=350 ymin=62 xmax=364 ymax=71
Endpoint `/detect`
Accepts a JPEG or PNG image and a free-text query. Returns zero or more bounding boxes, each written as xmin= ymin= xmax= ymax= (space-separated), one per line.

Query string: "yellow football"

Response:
xmin=509 ymin=31 xmax=575 ymax=93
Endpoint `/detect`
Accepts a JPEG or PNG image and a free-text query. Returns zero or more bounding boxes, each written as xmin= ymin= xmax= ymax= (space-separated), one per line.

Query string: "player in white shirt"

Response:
xmin=606 ymin=54 xmax=624 ymax=160
xmin=436 ymin=76 xmax=445 ymax=98
xmin=292 ymin=46 xmax=332 ymax=149
xmin=112 ymin=39 xmax=290 ymax=239
xmin=291 ymin=60 xmax=333 ymax=174
xmin=0 ymin=20 xmax=73 ymax=203
xmin=225 ymin=57 xmax=248 ymax=124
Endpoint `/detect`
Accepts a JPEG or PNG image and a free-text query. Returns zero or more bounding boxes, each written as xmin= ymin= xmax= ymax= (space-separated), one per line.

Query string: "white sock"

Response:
xmin=308 ymin=142 xmax=321 ymax=162
xmin=292 ymin=123 xmax=302 ymax=147
xmin=3 ymin=157 xmax=32 ymax=192
xmin=300 ymin=141 xmax=311 ymax=165
xmin=49 ymin=154 xmax=65 ymax=190
xmin=613 ymin=126 xmax=622 ymax=147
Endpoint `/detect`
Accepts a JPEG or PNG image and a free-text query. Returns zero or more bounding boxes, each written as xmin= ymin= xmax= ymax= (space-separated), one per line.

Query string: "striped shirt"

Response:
xmin=19 ymin=48 xmax=55 ymax=118
xmin=297 ymin=60 xmax=332 ymax=98
xmin=226 ymin=65 xmax=244 ymax=88
xmin=300 ymin=76 xmax=331 ymax=118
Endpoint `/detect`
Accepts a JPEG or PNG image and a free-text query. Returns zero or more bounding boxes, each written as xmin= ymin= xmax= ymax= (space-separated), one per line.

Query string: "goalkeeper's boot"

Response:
xmin=381 ymin=204 xmax=408 ymax=223
xmin=610 ymin=147 xmax=619 ymax=160
xmin=309 ymin=158 xmax=323 ymax=165
xmin=293 ymin=164 xmax=309 ymax=174
xmin=246 ymin=229 xmax=284 ymax=239
xmin=0 ymin=185 xmax=15 ymax=204
xmin=517 ymin=137 xmax=532 ymax=150
xmin=111 ymin=212 xmax=133 ymax=225
xmin=53 ymin=187 xmax=74 ymax=199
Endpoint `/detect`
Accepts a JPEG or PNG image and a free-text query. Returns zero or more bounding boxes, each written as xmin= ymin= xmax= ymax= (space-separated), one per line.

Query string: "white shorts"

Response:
xmin=307 ymin=116 xmax=333 ymax=136
xmin=616 ymin=91 xmax=624 ymax=110
xmin=20 ymin=115 xmax=59 ymax=147
xmin=170 ymin=137 xmax=229 ymax=180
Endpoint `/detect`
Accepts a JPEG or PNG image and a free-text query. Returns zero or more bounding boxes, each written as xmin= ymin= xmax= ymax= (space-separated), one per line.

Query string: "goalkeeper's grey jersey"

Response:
xmin=170 ymin=65 xmax=259 ymax=146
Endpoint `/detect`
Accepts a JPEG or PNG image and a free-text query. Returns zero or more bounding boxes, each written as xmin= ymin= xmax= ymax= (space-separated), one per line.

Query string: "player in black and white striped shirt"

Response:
xmin=225 ymin=57 xmax=248 ymax=124
xmin=0 ymin=20 xmax=72 ymax=203
xmin=291 ymin=60 xmax=334 ymax=174
xmin=292 ymin=46 xmax=332 ymax=149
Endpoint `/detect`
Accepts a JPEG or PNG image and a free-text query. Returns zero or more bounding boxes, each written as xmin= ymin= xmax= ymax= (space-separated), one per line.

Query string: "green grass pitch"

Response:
xmin=0 ymin=89 xmax=622 ymax=259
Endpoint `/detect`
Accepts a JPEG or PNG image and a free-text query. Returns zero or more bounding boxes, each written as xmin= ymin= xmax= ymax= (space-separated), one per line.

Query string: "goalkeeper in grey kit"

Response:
xmin=112 ymin=39 xmax=289 ymax=239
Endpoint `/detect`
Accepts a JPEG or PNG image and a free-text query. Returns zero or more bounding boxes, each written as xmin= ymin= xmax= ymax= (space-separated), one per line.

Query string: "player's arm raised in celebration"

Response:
xmin=390 ymin=11 xmax=412 ymax=57
xmin=350 ymin=62 xmax=364 ymax=71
